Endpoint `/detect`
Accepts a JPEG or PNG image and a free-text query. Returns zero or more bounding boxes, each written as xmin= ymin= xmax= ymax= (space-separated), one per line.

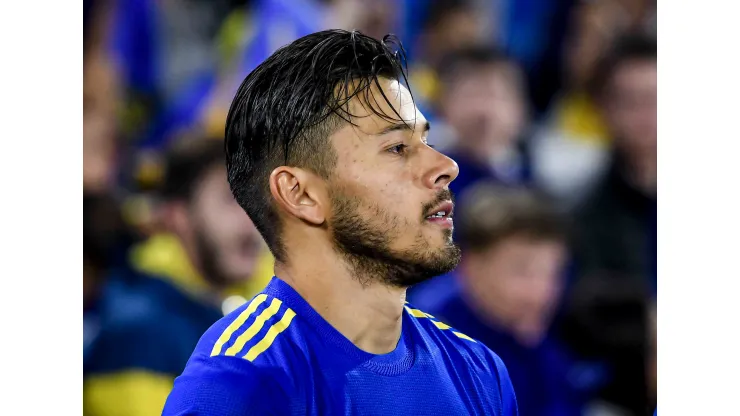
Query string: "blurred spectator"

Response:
xmin=531 ymin=1 xmax=656 ymax=209
xmin=572 ymin=33 xmax=657 ymax=292
xmin=331 ymin=0 xmax=401 ymax=41
xmin=498 ymin=0 xmax=578 ymax=116
xmin=409 ymin=183 xmax=594 ymax=416
xmin=84 ymin=0 xmax=121 ymax=193
xmin=110 ymin=0 xmax=254 ymax=150
xmin=83 ymin=138 xmax=274 ymax=416
xmin=84 ymin=192 xmax=136 ymax=358
xmin=557 ymin=273 xmax=651 ymax=416
xmin=407 ymin=0 xmax=488 ymax=114
xmin=436 ymin=46 xmax=532 ymax=198
xmin=557 ymin=33 xmax=656 ymax=416
xmin=647 ymin=302 xmax=656 ymax=409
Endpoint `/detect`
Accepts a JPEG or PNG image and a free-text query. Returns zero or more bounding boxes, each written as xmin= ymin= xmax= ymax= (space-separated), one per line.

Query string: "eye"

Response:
xmin=387 ymin=144 xmax=408 ymax=155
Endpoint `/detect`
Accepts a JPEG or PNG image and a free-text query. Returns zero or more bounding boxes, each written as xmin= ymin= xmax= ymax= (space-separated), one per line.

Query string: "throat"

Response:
xmin=275 ymin=262 xmax=407 ymax=355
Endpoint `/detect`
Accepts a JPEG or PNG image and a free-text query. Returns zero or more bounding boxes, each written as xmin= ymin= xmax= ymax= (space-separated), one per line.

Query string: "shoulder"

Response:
xmin=165 ymin=292 xmax=304 ymax=415
xmin=193 ymin=292 xmax=303 ymax=369
xmin=164 ymin=353 xmax=291 ymax=415
xmin=405 ymin=304 xmax=518 ymax=413
xmin=404 ymin=303 xmax=486 ymax=355
xmin=405 ymin=303 xmax=512 ymax=376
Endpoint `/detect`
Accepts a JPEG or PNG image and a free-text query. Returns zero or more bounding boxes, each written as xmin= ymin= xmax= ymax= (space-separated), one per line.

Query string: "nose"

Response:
xmin=422 ymin=148 xmax=459 ymax=190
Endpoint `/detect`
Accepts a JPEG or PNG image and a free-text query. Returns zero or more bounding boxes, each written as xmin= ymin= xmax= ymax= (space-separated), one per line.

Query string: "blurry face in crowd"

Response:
xmin=441 ymin=64 xmax=527 ymax=161
xmin=463 ymin=235 xmax=567 ymax=346
xmin=83 ymin=111 xmax=117 ymax=192
xmin=186 ymin=164 xmax=263 ymax=285
xmin=325 ymin=78 xmax=462 ymax=287
xmin=334 ymin=0 xmax=397 ymax=41
xmin=564 ymin=1 xmax=625 ymax=88
xmin=425 ymin=11 xmax=484 ymax=64
xmin=602 ymin=59 xmax=657 ymax=158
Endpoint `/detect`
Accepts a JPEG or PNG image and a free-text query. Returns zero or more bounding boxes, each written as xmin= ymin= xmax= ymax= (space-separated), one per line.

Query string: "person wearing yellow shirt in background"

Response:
xmin=83 ymin=137 xmax=273 ymax=416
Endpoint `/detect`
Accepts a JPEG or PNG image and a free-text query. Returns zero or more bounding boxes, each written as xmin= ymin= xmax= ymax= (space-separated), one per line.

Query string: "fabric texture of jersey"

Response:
xmin=163 ymin=276 xmax=519 ymax=415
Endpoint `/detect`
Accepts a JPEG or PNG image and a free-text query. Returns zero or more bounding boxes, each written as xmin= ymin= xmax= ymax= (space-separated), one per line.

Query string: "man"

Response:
xmin=560 ymin=33 xmax=657 ymax=416
xmin=83 ymin=138 xmax=273 ymax=416
xmin=410 ymin=182 xmax=592 ymax=416
xmin=163 ymin=30 xmax=518 ymax=415
xmin=436 ymin=46 xmax=532 ymax=197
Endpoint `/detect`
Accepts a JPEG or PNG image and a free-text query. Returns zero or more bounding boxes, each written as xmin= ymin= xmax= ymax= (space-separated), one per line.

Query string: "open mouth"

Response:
xmin=424 ymin=200 xmax=454 ymax=228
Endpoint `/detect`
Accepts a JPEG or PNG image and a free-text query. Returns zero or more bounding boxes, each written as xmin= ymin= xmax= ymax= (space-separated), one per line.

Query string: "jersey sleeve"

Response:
xmin=162 ymin=354 xmax=289 ymax=416
xmin=491 ymin=353 xmax=519 ymax=416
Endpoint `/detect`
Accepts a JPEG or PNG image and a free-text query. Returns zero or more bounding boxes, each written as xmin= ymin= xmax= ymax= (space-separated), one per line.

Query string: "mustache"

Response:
xmin=421 ymin=189 xmax=454 ymax=218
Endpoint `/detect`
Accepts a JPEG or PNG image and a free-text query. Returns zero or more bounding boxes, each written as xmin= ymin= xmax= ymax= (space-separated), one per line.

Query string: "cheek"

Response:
xmin=344 ymin=163 xmax=416 ymax=209
xmin=195 ymin=204 xmax=238 ymax=245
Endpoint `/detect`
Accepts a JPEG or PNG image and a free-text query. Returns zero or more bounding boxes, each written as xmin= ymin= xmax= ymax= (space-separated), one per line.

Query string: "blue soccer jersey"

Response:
xmin=163 ymin=277 xmax=519 ymax=415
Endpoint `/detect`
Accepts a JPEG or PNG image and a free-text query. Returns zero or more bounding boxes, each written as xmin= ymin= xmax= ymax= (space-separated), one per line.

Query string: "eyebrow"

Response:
xmin=376 ymin=121 xmax=431 ymax=136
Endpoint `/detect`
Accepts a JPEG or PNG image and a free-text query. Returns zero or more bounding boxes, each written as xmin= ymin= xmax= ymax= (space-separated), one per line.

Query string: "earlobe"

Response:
xmin=269 ymin=167 xmax=326 ymax=226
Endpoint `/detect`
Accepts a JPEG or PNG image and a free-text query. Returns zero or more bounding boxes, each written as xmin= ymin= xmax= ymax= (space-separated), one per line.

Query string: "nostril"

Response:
xmin=435 ymin=174 xmax=452 ymax=186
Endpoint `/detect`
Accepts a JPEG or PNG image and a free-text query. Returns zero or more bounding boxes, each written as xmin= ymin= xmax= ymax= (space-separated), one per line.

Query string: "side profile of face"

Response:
xmin=187 ymin=164 xmax=264 ymax=285
xmin=441 ymin=64 xmax=527 ymax=160
xmin=326 ymin=78 xmax=462 ymax=287
xmin=464 ymin=235 xmax=566 ymax=345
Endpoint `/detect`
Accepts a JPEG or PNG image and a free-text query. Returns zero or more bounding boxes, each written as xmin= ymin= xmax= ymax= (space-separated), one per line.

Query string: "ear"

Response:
xmin=269 ymin=166 xmax=327 ymax=226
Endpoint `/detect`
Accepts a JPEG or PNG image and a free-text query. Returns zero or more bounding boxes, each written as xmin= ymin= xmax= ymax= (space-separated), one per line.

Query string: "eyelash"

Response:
xmin=387 ymin=142 xmax=435 ymax=155
xmin=388 ymin=144 xmax=408 ymax=155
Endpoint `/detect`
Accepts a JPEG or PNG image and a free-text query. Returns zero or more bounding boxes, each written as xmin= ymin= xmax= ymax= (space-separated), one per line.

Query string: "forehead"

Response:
xmin=339 ymin=77 xmax=426 ymax=136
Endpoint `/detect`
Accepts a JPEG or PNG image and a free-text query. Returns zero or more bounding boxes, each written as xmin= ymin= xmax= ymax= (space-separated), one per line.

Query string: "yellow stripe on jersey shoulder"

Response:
xmin=245 ymin=308 xmax=296 ymax=362
xmin=405 ymin=305 xmax=476 ymax=343
xmin=404 ymin=306 xmax=428 ymax=318
xmin=452 ymin=331 xmax=476 ymax=342
xmin=211 ymin=294 xmax=298 ymax=362
xmin=224 ymin=297 xmax=284 ymax=357
xmin=211 ymin=294 xmax=268 ymax=356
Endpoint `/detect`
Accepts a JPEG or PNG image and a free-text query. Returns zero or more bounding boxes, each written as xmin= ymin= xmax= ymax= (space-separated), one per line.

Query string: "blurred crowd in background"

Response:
xmin=83 ymin=0 xmax=657 ymax=415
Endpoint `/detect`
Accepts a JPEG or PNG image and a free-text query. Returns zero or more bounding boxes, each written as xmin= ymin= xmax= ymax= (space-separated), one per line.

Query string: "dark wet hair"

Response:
xmin=225 ymin=29 xmax=412 ymax=262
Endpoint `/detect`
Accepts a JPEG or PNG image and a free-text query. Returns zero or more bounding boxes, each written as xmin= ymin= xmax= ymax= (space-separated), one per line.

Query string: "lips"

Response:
xmin=424 ymin=200 xmax=454 ymax=220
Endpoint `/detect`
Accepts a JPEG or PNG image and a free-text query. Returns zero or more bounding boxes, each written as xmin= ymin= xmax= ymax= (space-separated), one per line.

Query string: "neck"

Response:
xmin=275 ymin=242 xmax=406 ymax=355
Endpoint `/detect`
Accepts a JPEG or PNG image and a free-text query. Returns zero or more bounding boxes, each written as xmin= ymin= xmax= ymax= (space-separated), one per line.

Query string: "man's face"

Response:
xmin=326 ymin=78 xmax=461 ymax=287
xmin=603 ymin=60 xmax=657 ymax=156
xmin=467 ymin=236 xmax=566 ymax=344
xmin=188 ymin=165 xmax=264 ymax=285
xmin=441 ymin=64 xmax=526 ymax=159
